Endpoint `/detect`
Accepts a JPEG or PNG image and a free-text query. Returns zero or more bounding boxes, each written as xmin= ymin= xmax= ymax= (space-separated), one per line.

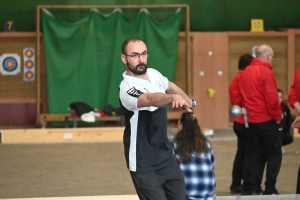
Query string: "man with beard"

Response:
xmin=119 ymin=37 xmax=196 ymax=200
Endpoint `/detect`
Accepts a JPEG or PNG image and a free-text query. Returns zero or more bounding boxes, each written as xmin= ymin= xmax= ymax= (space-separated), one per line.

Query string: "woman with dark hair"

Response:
xmin=169 ymin=112 xmax=216 ymax=200
xmin=228 ymin=53 xmax=254 ymax=195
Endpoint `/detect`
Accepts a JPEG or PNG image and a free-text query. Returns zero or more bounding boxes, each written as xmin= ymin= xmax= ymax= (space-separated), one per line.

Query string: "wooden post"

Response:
xmin=185 ymin=5 xmax=191 ymax=96
xmin=36 ymin=6 xmax=41 ymax=121
xmin=287 ymin=29 xmax=295 ymax=95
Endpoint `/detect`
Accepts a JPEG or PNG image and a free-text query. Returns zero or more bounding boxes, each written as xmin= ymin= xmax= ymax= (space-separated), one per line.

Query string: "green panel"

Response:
xmin=1 ymin=0 xmax=300 ymax=31
xmin=42 ymin=8 xmax=180 ymax=113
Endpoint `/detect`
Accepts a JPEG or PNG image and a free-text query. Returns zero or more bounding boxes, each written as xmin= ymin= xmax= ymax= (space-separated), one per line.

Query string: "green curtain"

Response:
xmin=42 ymin=8 xmax=181 ymax=114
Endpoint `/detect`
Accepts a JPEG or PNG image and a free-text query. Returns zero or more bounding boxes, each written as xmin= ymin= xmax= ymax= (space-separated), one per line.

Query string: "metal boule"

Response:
xmin=229 ymin=105 xmax=242 ymax=118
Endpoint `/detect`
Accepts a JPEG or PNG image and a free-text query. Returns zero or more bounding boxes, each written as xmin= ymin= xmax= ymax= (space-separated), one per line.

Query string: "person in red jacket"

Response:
xmin=288 ymin=67 xmax=300 ymax=128
xmin=229 ymin=53 xmax=254 ymax=195
xmin=288 ymin=67 xmax=300 ymax=196
xmin=237 ymin=44 xmax=282 ymax=195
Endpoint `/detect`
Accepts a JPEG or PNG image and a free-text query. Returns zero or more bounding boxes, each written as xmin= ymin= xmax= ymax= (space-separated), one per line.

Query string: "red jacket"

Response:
xmin=288 ymin=67 xmax=300 ymax=133
xmin=238 ymin=59 xmax=281 ymax=123
xmin=288 ymin=67 xmax=300 ymax=108
xmin=229 ymin=71 xmax=244 ymax=124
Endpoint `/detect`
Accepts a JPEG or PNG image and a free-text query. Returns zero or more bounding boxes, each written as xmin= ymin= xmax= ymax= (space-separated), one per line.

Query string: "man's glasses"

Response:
xmin=125 ymin=51 xmax=149 ymax=59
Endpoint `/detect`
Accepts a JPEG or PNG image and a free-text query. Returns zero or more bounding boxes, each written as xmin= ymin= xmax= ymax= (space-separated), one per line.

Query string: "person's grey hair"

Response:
xmin=255 ymin=44 xmax=272 ymax=58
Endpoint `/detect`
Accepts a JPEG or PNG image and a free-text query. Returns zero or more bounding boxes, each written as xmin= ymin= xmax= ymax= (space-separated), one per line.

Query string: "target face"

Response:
xmin=25 ymin=71 xmax=34 ymax=79
xmin=24 ymin=49 xmax=34 ymax=58
xmin=0 ymin=54 xmax=20 ymax=75
xmin=3 ymin=57 xmax=18 ymax=72
xmin=25 ymin=60 xmax=34 ymax=69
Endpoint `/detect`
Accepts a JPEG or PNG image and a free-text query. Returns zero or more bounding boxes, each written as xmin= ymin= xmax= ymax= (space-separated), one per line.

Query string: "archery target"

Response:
xmin=0 ymin=54 xmax=20 ymax=75
xmin=23 ymin=48 xmax=35 ymax=81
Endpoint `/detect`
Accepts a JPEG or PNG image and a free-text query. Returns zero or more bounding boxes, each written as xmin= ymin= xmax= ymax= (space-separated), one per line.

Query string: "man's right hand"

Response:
xmin=171 ymin=94 xmax=190 ymax=110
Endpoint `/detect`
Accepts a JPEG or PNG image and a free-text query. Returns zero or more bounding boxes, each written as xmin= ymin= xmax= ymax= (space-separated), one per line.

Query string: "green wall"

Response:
xmin=1 ymin=0 xmax=300 ymax=31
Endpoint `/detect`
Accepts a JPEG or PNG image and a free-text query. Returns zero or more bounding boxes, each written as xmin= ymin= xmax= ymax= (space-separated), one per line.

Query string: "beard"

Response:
xmin=127 ymin=62 xmax=147 ymax=75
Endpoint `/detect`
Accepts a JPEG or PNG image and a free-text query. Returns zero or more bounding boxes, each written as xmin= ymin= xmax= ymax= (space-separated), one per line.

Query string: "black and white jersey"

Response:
xmin=119 ymin=68 xmax=176 ymax=172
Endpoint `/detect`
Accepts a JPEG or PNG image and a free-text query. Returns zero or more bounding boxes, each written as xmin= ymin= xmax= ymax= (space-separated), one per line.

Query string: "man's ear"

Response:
xmin=121 ymin=54 xmax=127 ymax=64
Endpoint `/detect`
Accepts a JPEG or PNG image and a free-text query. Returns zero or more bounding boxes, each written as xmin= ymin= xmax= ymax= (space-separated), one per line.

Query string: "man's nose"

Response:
xmin=138 ymin=54 xmax=145 ymax=62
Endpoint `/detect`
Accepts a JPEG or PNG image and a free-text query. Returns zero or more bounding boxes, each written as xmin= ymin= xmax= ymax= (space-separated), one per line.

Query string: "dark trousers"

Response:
xmin=249 ymin=120 xmax=282 ymax=193
xmin=231 ymin=121 xmax=254 ymax=192
xmin=281 ymin=131 xmax=293 ymax=146
xmin=130 ymin=160 xmax=186 ymax=200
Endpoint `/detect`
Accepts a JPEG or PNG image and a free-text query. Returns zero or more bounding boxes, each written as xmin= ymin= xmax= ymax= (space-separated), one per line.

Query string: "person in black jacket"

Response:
xmin=278 ymin=89 xmax=294 ymax=148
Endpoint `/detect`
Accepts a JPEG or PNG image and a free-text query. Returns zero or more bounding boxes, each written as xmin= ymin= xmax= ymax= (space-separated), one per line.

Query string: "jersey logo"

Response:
xmin=127 ymin=87 xmax=144 ymax=98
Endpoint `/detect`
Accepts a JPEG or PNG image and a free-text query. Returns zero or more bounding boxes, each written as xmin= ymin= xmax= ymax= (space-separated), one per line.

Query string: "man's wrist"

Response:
xmin=171 ymin=94 xmax=175 ymax=102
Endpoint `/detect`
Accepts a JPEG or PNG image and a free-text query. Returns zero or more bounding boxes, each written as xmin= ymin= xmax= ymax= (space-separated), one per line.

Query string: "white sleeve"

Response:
xmin=119 ymin=81 xmax=141 ymax=111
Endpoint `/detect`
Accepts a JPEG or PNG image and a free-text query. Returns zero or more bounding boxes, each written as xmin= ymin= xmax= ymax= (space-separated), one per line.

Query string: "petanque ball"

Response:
xmin=229 ymin=105 xmax=242 ymax=118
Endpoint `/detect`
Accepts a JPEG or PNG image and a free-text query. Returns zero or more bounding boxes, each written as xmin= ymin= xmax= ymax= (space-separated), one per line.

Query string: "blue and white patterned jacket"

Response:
xmin=169 ymin=136 xmax=216 ymax=200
